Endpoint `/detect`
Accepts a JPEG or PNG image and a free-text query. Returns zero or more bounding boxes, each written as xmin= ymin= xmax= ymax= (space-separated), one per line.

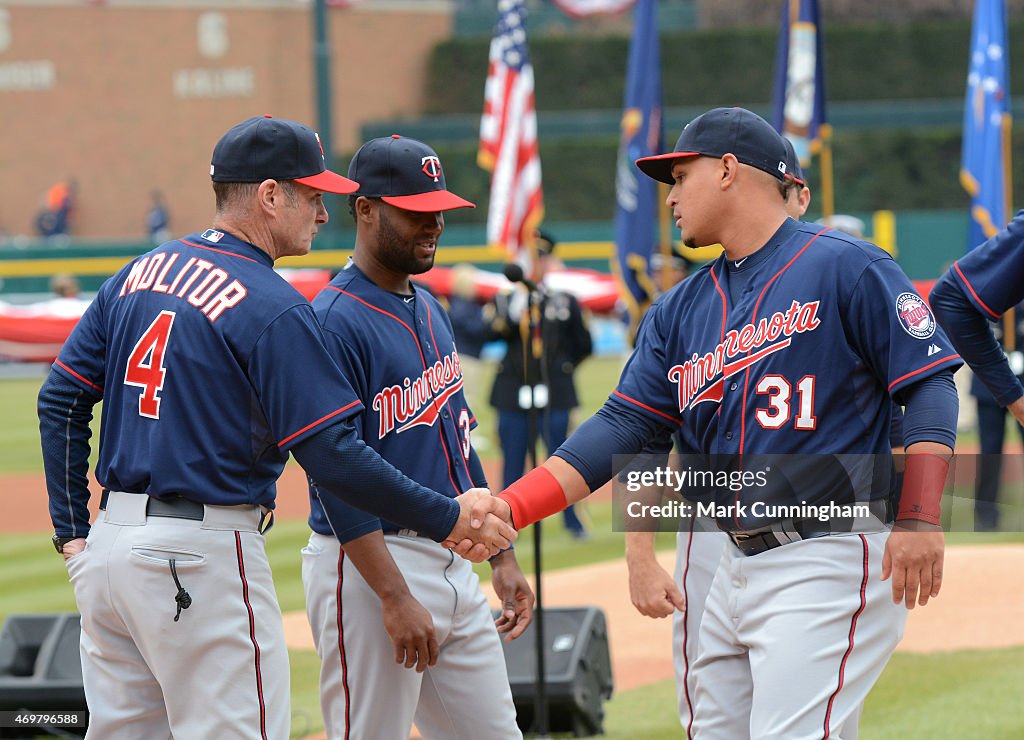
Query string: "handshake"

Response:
xmin=444 ymin=489 xmax=518 ymax=563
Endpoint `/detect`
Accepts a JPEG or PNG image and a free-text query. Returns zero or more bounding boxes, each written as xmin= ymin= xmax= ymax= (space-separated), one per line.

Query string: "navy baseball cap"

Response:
xmin=636 ymin=107 xmax=790 ymax=185
xmin=210 ymin=115 xmax=359 ymax=194
xmin=347 ymin=135 xmax=475 ymax=212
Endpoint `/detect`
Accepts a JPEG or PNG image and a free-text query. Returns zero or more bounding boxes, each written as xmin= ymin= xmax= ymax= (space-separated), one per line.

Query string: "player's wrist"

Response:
xmin=893 ymin=518 xmax=943 ymax=532
xmin=896 ymin=453 xmax=949 ymax=526
xmin=497 ymin=466 xmax=567 ymax=529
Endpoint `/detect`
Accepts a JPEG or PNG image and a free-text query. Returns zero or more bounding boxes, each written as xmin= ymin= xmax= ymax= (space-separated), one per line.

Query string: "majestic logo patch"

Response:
xmin=200 ymin=228 xmax=224 ymax=243
xmin=421 ymin=155 xmax=442 ymax=182
xmin=372 ymin=351 xmax=463 ymax=438
xmin=896 ymin=292 xmax=936 ymax=339
xmin=667 ymin=300 xmax=822 ymax=411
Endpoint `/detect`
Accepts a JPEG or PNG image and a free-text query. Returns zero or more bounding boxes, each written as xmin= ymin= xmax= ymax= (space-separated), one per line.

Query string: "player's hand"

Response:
xmin=1008 ymin=395 xmax=1024 ymax=428
xmin=627 ymin=556 xmax=685 ymax=619
xmin=881 ymin=520 xmax=944 ymax=609
xmin=489 ymin=551 xmax=535 ymax=642
xmin=61 ymin=538 xmax=87 ymax=561
xmin=445 ymin=489 xmax=516 ymax=562
xmin=380 ymin=592 xmax=438 ymax=673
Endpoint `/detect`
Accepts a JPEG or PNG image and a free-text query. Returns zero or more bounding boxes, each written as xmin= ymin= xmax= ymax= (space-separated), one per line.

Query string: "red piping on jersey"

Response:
xmin=180 ymin=239 xmax=259 ymax=263
xmin=54 ymin=360 xmax=103 ymax=394
xmin=337 ymin=549 xmax=351 ymax=740
xmin=952 ymin=262 xmax=1000 ymax=319
xmin=425 ymin=301 xmax=471 ymax=492
xmin=682 ymin=517 xmax=697 ymax=740
xmin=708 ymin=265 xmax=728 ymax=425
xmin=887 ymin=355 xmax=961 ymax=392
xmin=278 ymin=400 xmax=362 ymax=448
xmin=739 ymin=228 xmax=829 ymax=455
xmin=235 ymin=531 xmax=268 ymax=740
xmin=708 ymin=266 xmax=729 ymax=342
xmin=612 ymin=390 xmax=681 ymax=424
xmin=823 ymin=534 xmax=870 ymax=738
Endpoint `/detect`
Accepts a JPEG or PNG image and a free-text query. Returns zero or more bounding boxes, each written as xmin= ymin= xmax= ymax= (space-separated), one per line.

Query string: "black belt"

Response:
xmin=727 ymin=499 xmax=893 ymax=557
xmin=100 ymin=490 xmax=205 ymax=521
xmin=728 ymin=528 xmax=828 ymax=556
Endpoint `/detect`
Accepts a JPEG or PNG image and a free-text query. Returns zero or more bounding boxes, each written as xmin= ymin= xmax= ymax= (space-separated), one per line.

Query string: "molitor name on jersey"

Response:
xmin=117 ymin=252 xmax=248 ymax=323
xmin=372 ymin=351 xmax=464 ymax=439
xmin=668 ymin=300 xmax=822 ymax=411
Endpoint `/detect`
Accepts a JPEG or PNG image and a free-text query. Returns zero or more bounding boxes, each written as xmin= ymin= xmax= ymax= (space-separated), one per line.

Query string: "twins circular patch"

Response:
xmin=896 ymin=292 xmax=936 ymax=339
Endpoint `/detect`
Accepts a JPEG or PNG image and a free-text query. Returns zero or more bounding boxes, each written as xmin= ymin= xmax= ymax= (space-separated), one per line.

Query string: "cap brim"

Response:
xmin=381 ymin=190 xmax=476 ymax=212
xmin=635 ymin=151 xmax=700 ymax=184
xmin=294 ymin=169 xmax=360 ymax=195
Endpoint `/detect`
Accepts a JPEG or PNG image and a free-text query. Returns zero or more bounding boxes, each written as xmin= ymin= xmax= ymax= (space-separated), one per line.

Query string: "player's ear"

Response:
xmin=354 ymin=195 xmax=376 ymax=225
xmin=255 ymin=179 xmax=281 ymax=215
xmin=719 ymin=154 xmax=739 ymax=190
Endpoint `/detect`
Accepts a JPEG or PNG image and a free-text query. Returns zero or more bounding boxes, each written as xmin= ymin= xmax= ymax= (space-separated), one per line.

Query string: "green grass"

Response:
xmin=861 ymin=648 xmax=1024 ymax=739
xmin=0 ymin=376 xmax=47 ymax=474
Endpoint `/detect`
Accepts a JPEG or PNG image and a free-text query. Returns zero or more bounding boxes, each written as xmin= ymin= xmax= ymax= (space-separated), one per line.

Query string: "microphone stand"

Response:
xmin=502 ymin=262 xmax=549 ymax=736
xmin=524 ymin=281 xmax=549 ymax=739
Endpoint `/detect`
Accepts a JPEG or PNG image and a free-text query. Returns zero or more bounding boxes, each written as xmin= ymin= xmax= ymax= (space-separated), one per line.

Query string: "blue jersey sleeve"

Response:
xmin=613 ymin=302 xmax=683 ymax=426
xmin=52 ymin=287 xmax=109 ymax=395
xmin=949 ymin=210 xmax=1024 ymax=319
xmin=844 ymin=258 xmax=962 ymax=398
xmin=249 ymin=305 xmax=363 ymax=450
xmin=311 ymin=323 xmax=381 ymax=540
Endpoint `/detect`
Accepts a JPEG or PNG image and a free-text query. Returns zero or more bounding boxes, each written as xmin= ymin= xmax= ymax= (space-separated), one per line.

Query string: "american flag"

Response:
xmin=478 ymin=0 xmax=544 ymax=259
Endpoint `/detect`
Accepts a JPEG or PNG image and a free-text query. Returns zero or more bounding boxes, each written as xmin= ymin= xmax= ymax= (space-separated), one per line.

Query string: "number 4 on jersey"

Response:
xmin=124 ymin=311 xmax=176 ymax=419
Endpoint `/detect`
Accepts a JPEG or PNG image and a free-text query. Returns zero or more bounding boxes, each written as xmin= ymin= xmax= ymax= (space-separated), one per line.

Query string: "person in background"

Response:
xmin=487 ymin=229 xmax=594 ymax=539
xmin=966 ymin=306 xmax=1024 ymax=531
xmin=49 ymin=272 xmax=80 ymax=299
xmin=648 ymin=245 xmax=691 ymax=294
xmin=147 ymin=190 xmax=171 ymax=244
xmin=445 ymin=262 xmax=491 ymax=412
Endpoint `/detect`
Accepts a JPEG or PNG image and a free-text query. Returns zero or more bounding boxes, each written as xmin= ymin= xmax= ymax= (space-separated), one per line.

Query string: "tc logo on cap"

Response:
xmin=421 ymin=156 xmax=442 ymax=182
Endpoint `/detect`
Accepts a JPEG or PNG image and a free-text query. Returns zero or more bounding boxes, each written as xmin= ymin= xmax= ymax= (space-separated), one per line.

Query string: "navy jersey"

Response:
xmin=948 ymin=210 xmax=1024 ymax=319
xmin=307 ymin=264 xmax=477 ymax=539
xmin=52 ymin=229 xmax=363 ymax=507
xmin=611 ymin=219 xmax=961 ymax=508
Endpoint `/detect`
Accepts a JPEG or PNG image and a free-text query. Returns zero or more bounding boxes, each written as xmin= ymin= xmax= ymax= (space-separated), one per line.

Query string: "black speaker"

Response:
xmin=498 ymin=606 xmax=613 ymax=737
xmin=0 ymin=613 xmax=87 ymax=737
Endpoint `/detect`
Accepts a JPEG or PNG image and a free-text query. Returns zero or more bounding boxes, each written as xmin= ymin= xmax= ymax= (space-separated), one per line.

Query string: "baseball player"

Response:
xmin=625 ymin=134 xmax=812 ymax=735
xmin=931 ymin=211 xmax=1024 ymax=439
xmin=37 ymin=116 xmax=515 ymax=739
xmin=461 ymin=107 xmax=960 ymax=738
xmin=301 ymin=135 xmax=529 ymax=740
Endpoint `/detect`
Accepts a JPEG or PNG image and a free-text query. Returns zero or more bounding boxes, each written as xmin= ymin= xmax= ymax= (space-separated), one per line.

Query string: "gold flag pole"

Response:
xmin=658 ymin=181 xmax=672 ymax=293
xmin=819 ymin=122 xmax=835 ymax=221
xmin=1002 ymin=111 xmax=1015 ymax=350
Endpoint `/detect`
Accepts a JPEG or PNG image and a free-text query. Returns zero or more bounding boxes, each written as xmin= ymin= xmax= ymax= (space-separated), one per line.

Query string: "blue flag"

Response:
xmin=772 ymin=0 xmax=828 ymax=167
xmin=962 ymin=0 xmax=1012 ymax=251
xmin=613 ymin=0 xmax=662 ymax=329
